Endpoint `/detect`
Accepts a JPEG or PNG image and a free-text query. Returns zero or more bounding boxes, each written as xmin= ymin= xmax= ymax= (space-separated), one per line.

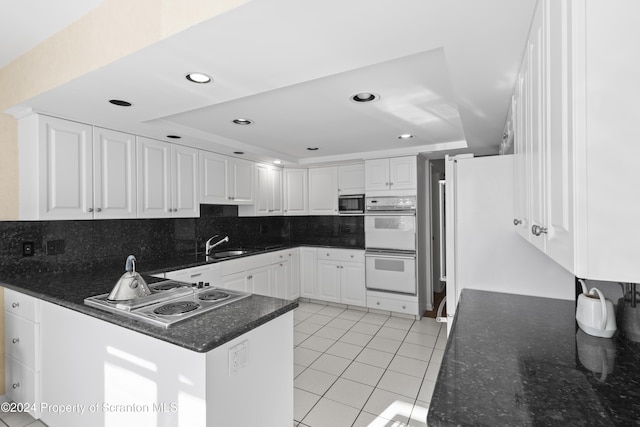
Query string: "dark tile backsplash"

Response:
xmin=0 ymin=206 xmax=363 ymax=280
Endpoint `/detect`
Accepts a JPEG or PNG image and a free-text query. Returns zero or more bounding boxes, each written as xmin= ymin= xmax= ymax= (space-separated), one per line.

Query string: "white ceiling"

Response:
xmin=0 ymin=0 xmax=102 ymax=68
xmin=4 ymin=0 xmax=536 ymax=165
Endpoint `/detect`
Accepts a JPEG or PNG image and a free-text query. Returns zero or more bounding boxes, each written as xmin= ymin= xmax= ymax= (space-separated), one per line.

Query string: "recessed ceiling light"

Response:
xmin=350 ymin=92 xmax=379 ymax=103
xmin=306 ymin=147 xmax=319 ymax=151
xmin=166 ymin=135 xmax=181 ymax=139
xmin=185 ymin=72 xmax=212 ymax=84
xmin=232 ymin=118 xmax=253 ymax=125
xmin=233 ymin=151 xmax=244 ymax=155
xmin=274 ymin=160 xmax=282 ymax=165
xmin=398 ymin=134 xmax=414 ymax=139
xmin=109 ymin=99 xmax=132 ymax=107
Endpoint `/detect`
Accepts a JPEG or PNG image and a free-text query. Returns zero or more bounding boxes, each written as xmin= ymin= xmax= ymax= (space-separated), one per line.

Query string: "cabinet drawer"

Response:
xmin=4 ymin=313 xmax=40 ymax=370
xmin=4 ymin=288 xmax=40 ymax=322
xmin=5 ymin=356 xmax=40 ymax=416
xmin=318 ymin=249 xmax=364 ymax=263
xmin=271 ymin=250 xmax=294 ymax=264
xmin=165 ymin=264 xmax=221 ymax=285
xmin=367 ymin=295 xmax=418 ymax=315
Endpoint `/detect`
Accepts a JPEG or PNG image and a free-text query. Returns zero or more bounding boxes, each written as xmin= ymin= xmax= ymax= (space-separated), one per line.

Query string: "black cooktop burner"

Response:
xmin=153 ymin=282 xmax=186 ymax=291
xmin=154 ymin=301 xmax=200 ymax=316
xmin=198 ymin=291 xmax=230 ymax=302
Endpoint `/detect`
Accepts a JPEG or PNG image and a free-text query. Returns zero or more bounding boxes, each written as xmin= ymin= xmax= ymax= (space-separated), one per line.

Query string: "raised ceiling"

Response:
xmin=5 ymin=0 xmax=536 ymax=164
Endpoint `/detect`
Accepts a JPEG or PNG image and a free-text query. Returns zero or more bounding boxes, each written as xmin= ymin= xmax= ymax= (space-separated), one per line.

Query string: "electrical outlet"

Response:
xmin=46 ymin=239 xmax=66 ymax=255
xmin=22 ymin=241 xmax=34 ymax=257
xmin=228 ymin=340 xmax=248 ymax=375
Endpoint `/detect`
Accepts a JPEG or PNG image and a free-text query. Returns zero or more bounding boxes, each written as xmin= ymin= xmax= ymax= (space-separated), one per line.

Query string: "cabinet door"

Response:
xmin=272 ymin=261 xmax=289 ymax=299
xmin=255 ymin=163 xmax=272 ymax=215
xmin=527 ymin=4 xmax=547 ymax=252
xmin=137 ymin=137 xmax=171 ymax=218
xmin=365 ymin=158 xmax=390 ymax=192
xmin=513 ymin=74 xmax=530 ymax=240
xmin=338 ymin=163 xmax=365 ymax=195
xmin=543 ymin=0 xmax=574 ymax=271
xmin=93 ymin=128 xmax=136 ymax=219
xmin=288 ymin=249 xmax=300 ymax=300
xmin=340 ymin=263 xmax=366 ymax=307
xmin=308 ymin=167 xmax=338 ymax=215
xmin=270 ymin=167 xmax=283 ymax=215
xmin=389 ymin=156 xmax=416 ymax=190
xmin=317 ymin=260 xmax=341 ymax=303
xmin=38 ymin=116 xmax=93 ymax=220
xmin=283 ymin=169 xmax=308 ymax=215
xmin=221 ymin=272 xmax=249 ymax=292
xmin=249 ymin=266 xmax=272 ymax=296
xmin=200 ymin=151 xmax=229 ymax=204
xmin=299 ymin=247 xmax=318 ymax=298
xmin=171 ymin=144 xmax=199 ymax=218
xmin=228 ymin=158 xmax=254 ymax=204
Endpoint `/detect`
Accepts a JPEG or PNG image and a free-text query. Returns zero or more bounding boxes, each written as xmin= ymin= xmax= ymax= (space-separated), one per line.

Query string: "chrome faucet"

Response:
xmin=206 ymin=235 xmax=229 ymax=255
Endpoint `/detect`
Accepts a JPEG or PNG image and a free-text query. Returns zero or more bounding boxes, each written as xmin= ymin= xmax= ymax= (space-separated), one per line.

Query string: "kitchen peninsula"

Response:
xmin=428 ymin=289 xmax=640 ymax=426
xmin=1 ymin=256 xmax=297 ymax=427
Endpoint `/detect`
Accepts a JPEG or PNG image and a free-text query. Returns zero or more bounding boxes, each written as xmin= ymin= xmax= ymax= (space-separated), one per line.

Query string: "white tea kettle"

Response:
xmin=576 ymin=279 xmax=617 ymax=338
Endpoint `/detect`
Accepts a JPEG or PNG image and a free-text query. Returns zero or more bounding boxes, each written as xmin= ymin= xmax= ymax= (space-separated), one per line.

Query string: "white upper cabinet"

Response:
xmin=308 ymin=167 xmax=338 ymax=215
xmin=200 ymin=151 xmax=229 ymax=204
xmin=137 ymin=137 xmax=199 ymax=218
xmin=338 ymin=163 xmax=365 ymax=195
xmin=283 ymin=168 xmax=308 ymax=216
xmin=18 ymin=115 xmax=137 ymax=220
xmin=513 ymin=0 xmax=640 ymax=283
xmin=239 ymin=163 xmax=282 ymax=216
xmin=227 ymin=157 xmax=254 ymax=204
xmin=93 ymin=127 xmax=137 ymax=219
xmin=200 ymin=152 xmax=255 ymax=205
xmin=365 ymin=156 xmax=416 ymax=195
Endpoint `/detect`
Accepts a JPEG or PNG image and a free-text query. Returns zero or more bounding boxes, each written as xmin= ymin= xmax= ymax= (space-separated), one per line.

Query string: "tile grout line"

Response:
xmin=295 ymin=303 xmax=442 ymax=426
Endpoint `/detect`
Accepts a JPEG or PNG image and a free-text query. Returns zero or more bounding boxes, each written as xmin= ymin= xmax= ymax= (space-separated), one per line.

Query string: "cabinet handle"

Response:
xmin=376 ymin=301 xmax=380 ymax=305
xmin=11 ymin=302 xmax=19 ymax=309
xmin=336 ymin=265 xmax=340 ymax=269
xmin=191 ymin=273 xmax=202 ymax=277
xmin=88 ymin=208 xmax=94 ymax=212
xmin=531 ymin=225 xmax=548 ymax=236
xmin=402 ymin=305 xmax=406 ymax=310
xmin=288 ymin=254 xmax=292 ymax=257
xmin=96 ymin=208 xmax=102 ymax=212
xmin=350 ymin=255 xmax=354 ymax=258
xmin=280 ymin=263 xmax=283 ymax=267
xmin=12 ymin=338 xmax=19 ymax=344
xmin=326 ymin=253 xmax=330 ymax=256
xmin=284 ymin=210 xmax=288 ymax=212
xmin=280 ymin=255 xmax=283 ymax=258
xmin=12 ymin=383 xmax=19 ymax=389
xmin=513 ymin=218 xmax=522 ymax=225
xmin=389 ymin=182 xmax=393 ymax=186
xmin=385 ymin=182 xmax=389 ymax=186
xmin=247 ymin=275 xmax=253 ymax=279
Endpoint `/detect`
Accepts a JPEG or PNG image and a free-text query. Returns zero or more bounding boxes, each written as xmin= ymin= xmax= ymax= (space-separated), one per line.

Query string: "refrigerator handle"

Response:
xmin=438 ymin=179 xmax=446 ymax=282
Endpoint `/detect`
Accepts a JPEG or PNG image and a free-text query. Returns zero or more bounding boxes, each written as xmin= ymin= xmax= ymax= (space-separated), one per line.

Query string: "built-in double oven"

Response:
xmin=364 ymin=196 xmax=417 ymax=295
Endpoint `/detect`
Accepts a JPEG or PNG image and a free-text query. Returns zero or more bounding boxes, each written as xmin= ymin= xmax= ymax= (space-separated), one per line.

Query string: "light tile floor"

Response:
xmin=0 ymin=408 xmax=46 ymax=427
xmin=293 ymin=301 xmax=446 ymax=427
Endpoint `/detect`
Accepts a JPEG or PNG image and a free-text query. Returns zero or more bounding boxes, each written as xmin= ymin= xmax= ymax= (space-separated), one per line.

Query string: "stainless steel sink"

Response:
xmin=211 ymin=250 xmax=252 ymax=258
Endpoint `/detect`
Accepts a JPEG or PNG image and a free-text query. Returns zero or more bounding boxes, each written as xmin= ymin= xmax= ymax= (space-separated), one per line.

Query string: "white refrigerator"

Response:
xmin=443 ymin=154 xmax=574 ymax=334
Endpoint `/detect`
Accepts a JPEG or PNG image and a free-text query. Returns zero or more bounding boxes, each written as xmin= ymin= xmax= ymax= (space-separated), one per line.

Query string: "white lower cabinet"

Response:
xmin=3 ymin=288 xmax=41 ymax=418
xmin=311 ymin=248 xmax=366 ymax=307
xmin=39 ymin=299 xmax=293 ymax=427
xmin=366 ymin=290 xmax=419 ymax=316
xmin=299 ymin=247 xmax=318 ymax=299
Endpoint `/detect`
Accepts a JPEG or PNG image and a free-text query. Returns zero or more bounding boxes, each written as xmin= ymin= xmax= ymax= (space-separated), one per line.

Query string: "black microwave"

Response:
xmin=338 ymin=194 xmax=365 ymax=215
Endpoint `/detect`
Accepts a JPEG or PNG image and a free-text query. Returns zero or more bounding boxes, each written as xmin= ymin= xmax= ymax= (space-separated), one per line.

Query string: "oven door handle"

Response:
xmin=365 ymin=211 xmax=416 ymax=216
xmin=365 ymin=252 xmax=416 ymax=260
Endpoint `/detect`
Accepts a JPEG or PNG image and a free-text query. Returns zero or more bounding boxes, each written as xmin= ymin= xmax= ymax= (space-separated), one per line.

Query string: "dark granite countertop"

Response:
xmin=142 ymin=244 xmax=364 ymax=275
xmin=427 ymin=289 xmax=640 ymax=426
xmin=0 ymin=251 xmax=299 ymax=353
